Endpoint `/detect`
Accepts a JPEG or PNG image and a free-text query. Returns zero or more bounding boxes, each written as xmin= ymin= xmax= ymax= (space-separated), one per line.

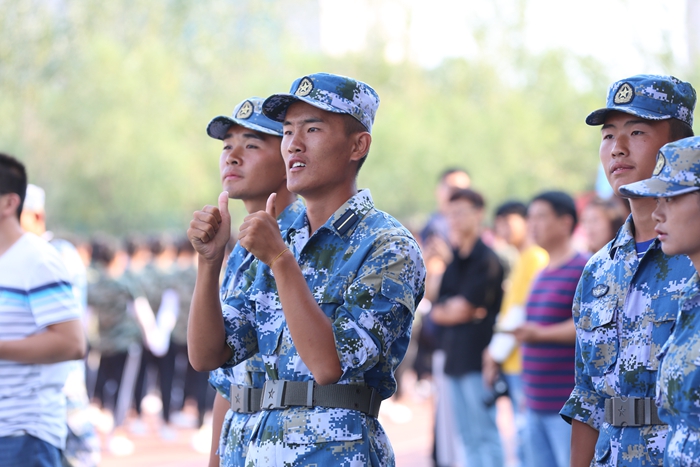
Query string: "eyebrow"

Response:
xmin=601 ymin=119 xmax=652 ymax=130
xmin=283 ymin=117 xmax=325 ymax=126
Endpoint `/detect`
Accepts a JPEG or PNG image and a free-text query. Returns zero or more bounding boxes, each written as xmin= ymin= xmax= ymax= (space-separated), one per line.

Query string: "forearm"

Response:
xmin=209 ymin=392 xmax=228 ymax=467
xmin=570 ymin=419 xmax=598 ymax=467
xmin=0 ymin=319 xmax=85 ymax=364
xmin=187 ymin=258 xmax=231 ymax=371
xmin=536 ymin=319 xmax=576 ymax=345
xmin=271 ymin=253 xmax=341 ymax=385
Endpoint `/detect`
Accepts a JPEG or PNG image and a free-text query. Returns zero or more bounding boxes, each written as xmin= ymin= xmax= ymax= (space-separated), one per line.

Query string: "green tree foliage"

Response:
xmin=0 ymin=0 xmax=684 ymax=236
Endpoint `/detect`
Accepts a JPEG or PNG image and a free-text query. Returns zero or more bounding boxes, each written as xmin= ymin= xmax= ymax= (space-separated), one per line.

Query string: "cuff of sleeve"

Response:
xmin=335 ymin=320 xmax=378 ymax=379
xmin=559 ymin=386 xmax=605 ymax=430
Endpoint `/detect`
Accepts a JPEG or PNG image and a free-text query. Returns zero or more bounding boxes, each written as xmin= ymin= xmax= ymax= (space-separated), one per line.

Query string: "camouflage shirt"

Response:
xmin=209 ymin=199 xmax=304 ymax=467
xmin=87 ymin=267 xmax=141 ymax=355
xmin=656 ymin=272 xmax=700 ymax=466
xmin=560 ymin=216 xmax=695 ymax=466
xmin=222 ymin=189 xmax=425 ymax=466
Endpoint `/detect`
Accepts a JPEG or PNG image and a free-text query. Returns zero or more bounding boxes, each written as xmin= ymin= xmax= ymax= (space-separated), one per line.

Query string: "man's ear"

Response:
xmin=349 ymin=132 xmax=372 ymax=162
xmin=0 ymin=193 xmax=20 ymax=218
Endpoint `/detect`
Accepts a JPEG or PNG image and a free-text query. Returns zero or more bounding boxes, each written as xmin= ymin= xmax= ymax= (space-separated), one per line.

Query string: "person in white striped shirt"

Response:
xmin=0 ymin=153 xmax=86 ymax=467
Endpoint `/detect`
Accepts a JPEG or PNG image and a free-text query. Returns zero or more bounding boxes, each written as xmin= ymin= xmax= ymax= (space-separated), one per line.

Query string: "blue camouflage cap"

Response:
xmin=619 ymin=136 xmax=700 ymax=198
xmin=586 ymin=75 xmax=696 ymax=127
xmin=206 ymin=97 xmax=283 ymax=140
xmin=262 ymin=73 xmax=380 ymax=133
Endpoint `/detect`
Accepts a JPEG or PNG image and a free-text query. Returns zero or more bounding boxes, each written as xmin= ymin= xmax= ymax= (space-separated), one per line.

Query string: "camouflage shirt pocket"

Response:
xmin=578 ymin=294 xmax=619 ymax=377
xmin=645 ymin=302 xmax=677 ymax=371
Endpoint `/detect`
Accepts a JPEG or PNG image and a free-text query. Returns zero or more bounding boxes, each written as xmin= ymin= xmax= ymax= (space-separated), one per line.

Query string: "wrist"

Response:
xmin=198 ymin=254 xmax=224 ymax=271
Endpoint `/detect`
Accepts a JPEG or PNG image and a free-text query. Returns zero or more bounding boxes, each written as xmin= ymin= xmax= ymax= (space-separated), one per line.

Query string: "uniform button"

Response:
xmin=352 ymin=358 xmax=360 ymax=365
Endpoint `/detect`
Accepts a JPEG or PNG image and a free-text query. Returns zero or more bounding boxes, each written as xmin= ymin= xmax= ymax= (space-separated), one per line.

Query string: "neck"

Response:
xmin=305 ymin=184 xmax=358 ymax=234
xmin=0 ymin=217 xmax=25 ymax=257
xmin=544 ymin=238 xmax=576 ymax=270
xmin=628 ymin=197 xmax=658 ymax=242
xmin=242 ymin=189 xmax=298 ymax=216
xmin=456 ymin=231 xmax=479 ymax=257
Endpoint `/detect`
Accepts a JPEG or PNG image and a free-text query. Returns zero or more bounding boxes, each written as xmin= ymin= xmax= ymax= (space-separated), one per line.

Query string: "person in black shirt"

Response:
xmin=431 ymin=188 xmax=505 ymax=467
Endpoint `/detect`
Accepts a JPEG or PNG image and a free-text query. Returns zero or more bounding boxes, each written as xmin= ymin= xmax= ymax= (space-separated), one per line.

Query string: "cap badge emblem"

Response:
xmin=653 ymin=153 xmax=666 ymax=176
xmin=236 ymin=100 xmax=254 ymax=120
xmin=613 ymin=83 xmax=634 ymax=105
xmin=295 ymin=77 xmax=314 ymax=97
xmin=592 ymin=284 xmax=609 ymax=298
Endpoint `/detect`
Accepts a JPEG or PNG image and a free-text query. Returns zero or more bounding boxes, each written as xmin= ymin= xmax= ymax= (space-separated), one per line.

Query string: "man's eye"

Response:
xmin=246 ymin=145 xmax=258 ymax=149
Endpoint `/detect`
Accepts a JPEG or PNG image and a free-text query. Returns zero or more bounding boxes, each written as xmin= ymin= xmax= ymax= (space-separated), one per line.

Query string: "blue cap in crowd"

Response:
xmin=620 ymin=136 xmax=700 ymax=198
xmin=207 ymin=97 xmax=283 ymax=140
xmin=586 ymin=75 xmax=696 ymax=127
xmin=262 ymin=73 xmax=380 ymax=133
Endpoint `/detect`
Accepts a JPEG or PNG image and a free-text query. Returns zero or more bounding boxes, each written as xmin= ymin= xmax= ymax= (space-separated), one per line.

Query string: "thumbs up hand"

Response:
xmin=187 ymin=191 xmax=232 ymax=264
xmin=238 ymin=193 xmax=288 ymax=267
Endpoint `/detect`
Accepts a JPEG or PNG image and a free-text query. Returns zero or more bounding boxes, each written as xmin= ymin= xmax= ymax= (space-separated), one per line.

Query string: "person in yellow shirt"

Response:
xmin=484 ymin=201 xmax=549 ymax=467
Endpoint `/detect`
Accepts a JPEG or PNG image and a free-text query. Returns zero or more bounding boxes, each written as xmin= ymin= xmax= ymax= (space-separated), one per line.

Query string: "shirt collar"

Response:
xmin=608 ymin=213 xmax=660 ymax=259
xmin=288 ymin=189 xmax=375 ymax=240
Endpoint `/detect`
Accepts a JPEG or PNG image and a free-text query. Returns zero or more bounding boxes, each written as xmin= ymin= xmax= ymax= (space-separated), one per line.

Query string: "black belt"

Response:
xmin=260 ymin=380 xmax=382 ymax=418
xmin=604 ymin=397 xmax=664 ymax=427
xmin=229 ymin=384 xmax=262 ymax=414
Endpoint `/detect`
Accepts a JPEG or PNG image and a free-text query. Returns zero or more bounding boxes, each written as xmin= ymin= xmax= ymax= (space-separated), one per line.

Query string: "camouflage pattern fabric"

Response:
xmin=169 ymin=263 xmax=197 ymax=345
xmin=87 ymin=267 xmax=141 ymax=355
xmin=656 ymin=273 xmax=700 ymax=466
xmin=586 ymin=75 xmax=696 ymax=127
xmin=262 ymin=73 xmax=380 ymax=133
xmin=560 ymin=216 xmax=695 ymax=466
xmin=620 ymin=136 xmax=700 ymax=199
xmin=222 ymin=189 xmax=425 ymax=466
xmin=209 ymin=199 xmax=304 ymax=467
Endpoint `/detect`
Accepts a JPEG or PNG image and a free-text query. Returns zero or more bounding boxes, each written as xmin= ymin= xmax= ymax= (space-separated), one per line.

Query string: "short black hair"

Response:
xmin=450 ymin=188 xmax=485 ymax=209
xmin=531 ymin=190 xmax=578 ymax=231
xmin=176 ymin=235 xmax=195 ymax=256
xmin=124 ymin=234 xmax=148 ymax=257
xmin=669 ymin=118 xmax=695 ymax=142
xmin=90 ymin=234 xmax=118 ymax=266
xmin=0 ymin=153 xmax=27 ymax=219
xmin=495 ymin=200 xmax=528 ymax=218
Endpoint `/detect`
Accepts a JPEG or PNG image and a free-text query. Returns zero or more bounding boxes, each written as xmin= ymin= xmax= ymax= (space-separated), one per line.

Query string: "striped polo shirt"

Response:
xmin=522 ymin=252 xmax=588 ymax=413
xmin=0 ymin=233 xmax=80 ymax=449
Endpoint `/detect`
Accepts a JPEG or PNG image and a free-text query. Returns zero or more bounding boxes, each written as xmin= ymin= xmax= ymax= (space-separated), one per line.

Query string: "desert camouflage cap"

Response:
xmin=586 ymin=75 xmax=696 ymax=127
xmin=619 ymin=136 xmax=700 ymax=198
xmin=262 ymin=73 xmax=380 ymax=133
xmin=206 ymin=97 xmax=283 ymax=140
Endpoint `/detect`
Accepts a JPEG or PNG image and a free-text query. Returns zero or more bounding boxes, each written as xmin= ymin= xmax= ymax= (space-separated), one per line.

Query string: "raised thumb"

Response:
xmin=266 ymin=192 xmax=277 ymax=219
xmin=218 ymin=191 xmax=230 ymax=224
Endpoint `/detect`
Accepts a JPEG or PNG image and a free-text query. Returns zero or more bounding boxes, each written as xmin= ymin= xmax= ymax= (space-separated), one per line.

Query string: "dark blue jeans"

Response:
xmin=0 ymin=435 xmax=61 ymax=467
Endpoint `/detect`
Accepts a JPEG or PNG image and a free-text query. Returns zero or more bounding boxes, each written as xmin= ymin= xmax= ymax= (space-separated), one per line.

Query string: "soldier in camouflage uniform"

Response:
xmin=188 ymin=73 xmax=425 ymax=466
xmin=199 ymin=96 xmax=303 ymax=467
xmin=87 ymin=236 xmax=141 ymax=420
xmin=619 ymin=136 xmax=700 ymax=466
xmin=560 ymin=75 xmax=697 ymax=466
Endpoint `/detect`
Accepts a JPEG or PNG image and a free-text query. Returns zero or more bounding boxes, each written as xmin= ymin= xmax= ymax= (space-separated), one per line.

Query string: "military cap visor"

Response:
xmin=585 ymin=106 xmax=676 ymax=126
xmin=206 ymin=115 xmax=282 ymax=140
xmin=619 ymin=178 xmax=700 ymax=198
xmin=262 ymin=93 xmax=370 ymax=132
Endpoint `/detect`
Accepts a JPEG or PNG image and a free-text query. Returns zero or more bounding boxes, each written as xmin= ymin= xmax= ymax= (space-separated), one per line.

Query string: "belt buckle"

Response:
xmin=611 ymin=397 xmax=638 ymax=427
xmin=262 ymin=380 xmax=287 ymax=410
xmin=230 ymin=384 xmax=251 ymax=413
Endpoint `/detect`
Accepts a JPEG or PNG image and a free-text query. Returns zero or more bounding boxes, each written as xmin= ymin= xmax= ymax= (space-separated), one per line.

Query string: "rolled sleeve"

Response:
xmin=331 ymin=235 xmax=423 ymax=382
